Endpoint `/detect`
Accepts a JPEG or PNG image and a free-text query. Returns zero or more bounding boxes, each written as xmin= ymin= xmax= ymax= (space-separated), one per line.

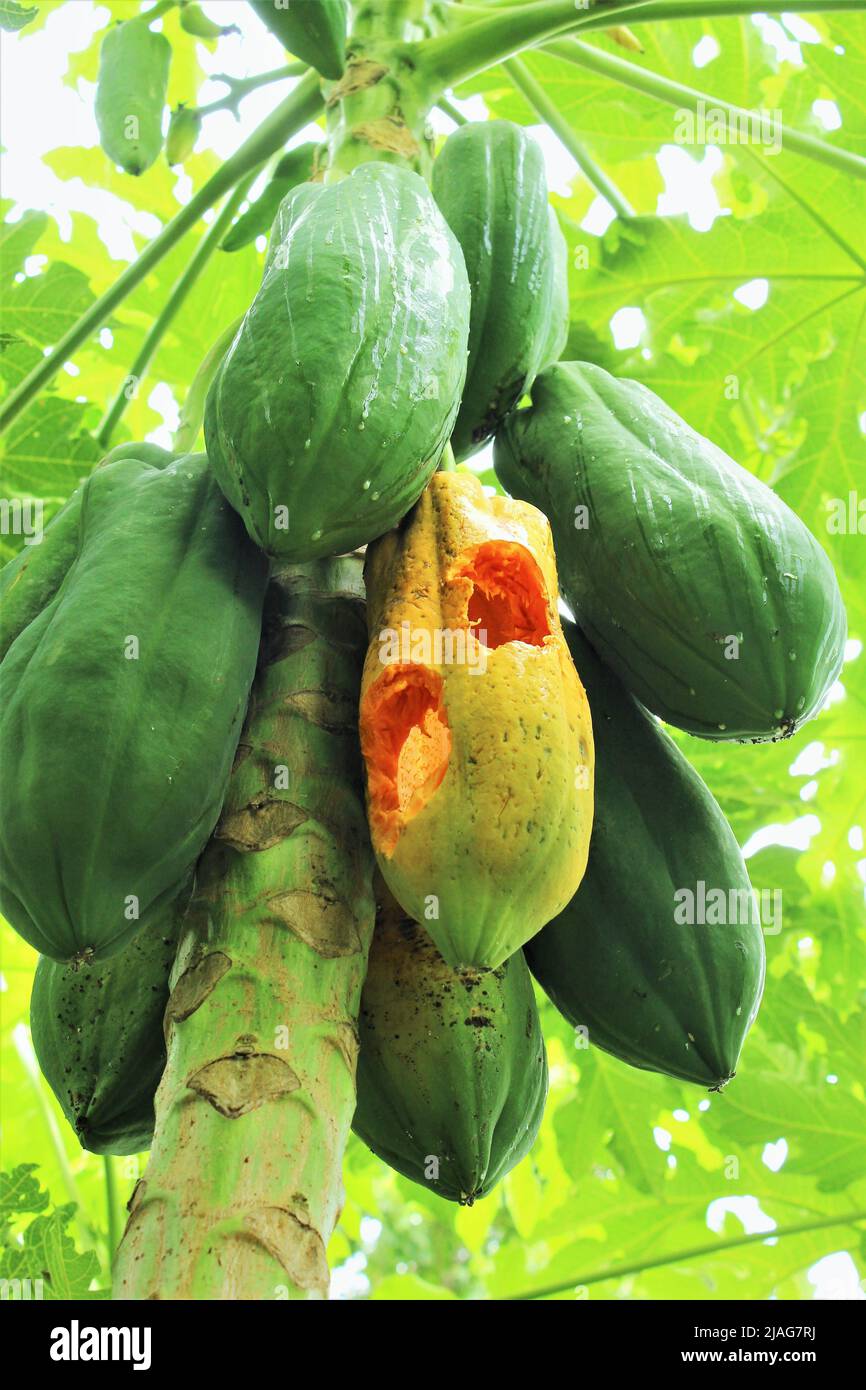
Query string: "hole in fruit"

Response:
xmin=360 ymin=664 xmax=451 ymax=856
xmin=456 ymin=541 xmax=550 ymax=648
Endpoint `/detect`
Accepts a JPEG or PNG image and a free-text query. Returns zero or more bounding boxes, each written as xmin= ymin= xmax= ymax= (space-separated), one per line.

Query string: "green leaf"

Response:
xmin=2 ymin=260 xmax=95 ymax=360
xmin=0 ymin=208 xmax=48 ymax=284
xmin=0 ymin=0 xmax=39 ymax=33
xmin=0 ymin=1168 xmax=105 ymax=1299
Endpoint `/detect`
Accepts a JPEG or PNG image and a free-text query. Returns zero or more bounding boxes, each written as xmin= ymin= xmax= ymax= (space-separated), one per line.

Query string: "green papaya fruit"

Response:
xmin=353 ymin=886 xmax=548 ymax=1204
xmin=0 ymin=448 xmax=269 ymax=964
xmin=432 ymin=120 xmax=568 ymax=460
xmin=179 ymin=2 xmax=239 ymax=38
xmin=99 ymin=441 xmax=178 ymax=469
xmin=166 ymin=105 xmax=201 ymax=165
xmin=0 ymin=491 xmax=82 ymax=664
xmin=539 ymin=206 xmax=569 ymax=369
xmin=261 ymin=179 xmax=321 ymax=275
xmin=0 ymin=443 xmax=177 ymax=664
xmin=30 ymin=903 xmax=183 ymax=1155
xmin=205 ymin=162 xmax=470 ymax=562
xmin=95 ymin=18 xmax=171 ymax=176
xmin=494 ymin=362 xmax=847 ymax=742
xmin=249 ymin=0 xmax=346 ymax=80
xmin=526 ymin=621 xmax=766 ymax=1090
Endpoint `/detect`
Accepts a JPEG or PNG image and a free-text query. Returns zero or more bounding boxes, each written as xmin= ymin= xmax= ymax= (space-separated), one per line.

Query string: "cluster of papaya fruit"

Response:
xmin=1 ymin=96 xmax=846 ymax=1207
xmin=93 ymin=2 xmax=348 ymax=175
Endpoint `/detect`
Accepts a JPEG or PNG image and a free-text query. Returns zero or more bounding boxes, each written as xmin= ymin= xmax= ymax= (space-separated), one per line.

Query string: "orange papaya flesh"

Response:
xmin=362 ymin=666 xmax=451 ymax=856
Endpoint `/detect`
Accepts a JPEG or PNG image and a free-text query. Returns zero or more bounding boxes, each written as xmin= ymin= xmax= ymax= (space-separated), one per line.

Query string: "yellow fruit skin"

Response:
xmin=360 ymin=471 xmax=594 ymax=970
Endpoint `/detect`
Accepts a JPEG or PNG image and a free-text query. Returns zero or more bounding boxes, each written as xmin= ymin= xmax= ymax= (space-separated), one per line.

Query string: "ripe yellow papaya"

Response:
xmin=359 ymin=470 xmax=594 ymax=970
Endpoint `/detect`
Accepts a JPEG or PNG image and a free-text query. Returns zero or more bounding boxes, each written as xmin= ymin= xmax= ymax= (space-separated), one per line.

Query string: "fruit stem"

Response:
xmin=103 ymin=1157 xmax=120 ymax=1264
xmin=436 ymin=94 xmax=468 ymax=127
xmin=439 ymin=442 xmax=457 ymax=473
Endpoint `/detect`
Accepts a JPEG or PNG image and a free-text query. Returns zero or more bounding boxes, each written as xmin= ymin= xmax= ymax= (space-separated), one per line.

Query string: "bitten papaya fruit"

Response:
xmin=359 ymin=470 xmax=594 ymax=970
xmin=526 ymin=622 xmax=766 ymax=1089
xmin=432 ymin=120 xmax=568 ymax=460
xmin=353 ymin=882 xmax=548 ymax=1203
xmin=494 ymin=362 xmax=847 ymax=741
xmin=205 ymin=162 xmax=470 ymax=562
xmin=30 ymin=904 xmax=182 ymax=1155
xmin=0 ymin=448 xmax=268 ymax=964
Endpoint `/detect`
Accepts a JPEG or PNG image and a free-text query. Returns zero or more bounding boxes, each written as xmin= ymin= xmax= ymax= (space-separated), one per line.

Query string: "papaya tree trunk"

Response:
xmin=113 ymin=559 xmax=375 ymax=1300
xmin=326 ymin=0 xmax=444 ymax=178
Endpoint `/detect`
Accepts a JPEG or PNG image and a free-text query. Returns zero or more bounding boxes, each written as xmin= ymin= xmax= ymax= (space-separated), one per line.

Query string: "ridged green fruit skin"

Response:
xmin=432 ymin=120 xmax=568 ymax=460
xmin=540 ymin=207 xmax=569 ymax=368
xmin=1 ymin=494 xmax=81 ymax=665
xmin=30 ymin=909 xmax=182 ymax=1155
xmin=205 ymin=162 xmax=470 ymax=562
xmin=0 ymin=448 xmax=268 ymax=964
xmin=0 ymin=443 xmax=176 ymax=666
xmin=353 ymin=889 xmax=548 ymax=1203
xmin=95 ymin=19 xmax=171 ymax=175
xmin=494 ymin=362 xmax=847 ymax=741
xmin=526 ymin=621 xmax=766 ymax=1089
xmin=249 ymin=0 xmax=347 ymax=80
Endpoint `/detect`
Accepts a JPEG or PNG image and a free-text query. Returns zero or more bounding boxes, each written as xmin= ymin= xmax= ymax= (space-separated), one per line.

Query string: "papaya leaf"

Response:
xmin=0 ymin=0 xmax=38 ymax=33
xmin=0 ymin=1168 xmax=105 ymax=1300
